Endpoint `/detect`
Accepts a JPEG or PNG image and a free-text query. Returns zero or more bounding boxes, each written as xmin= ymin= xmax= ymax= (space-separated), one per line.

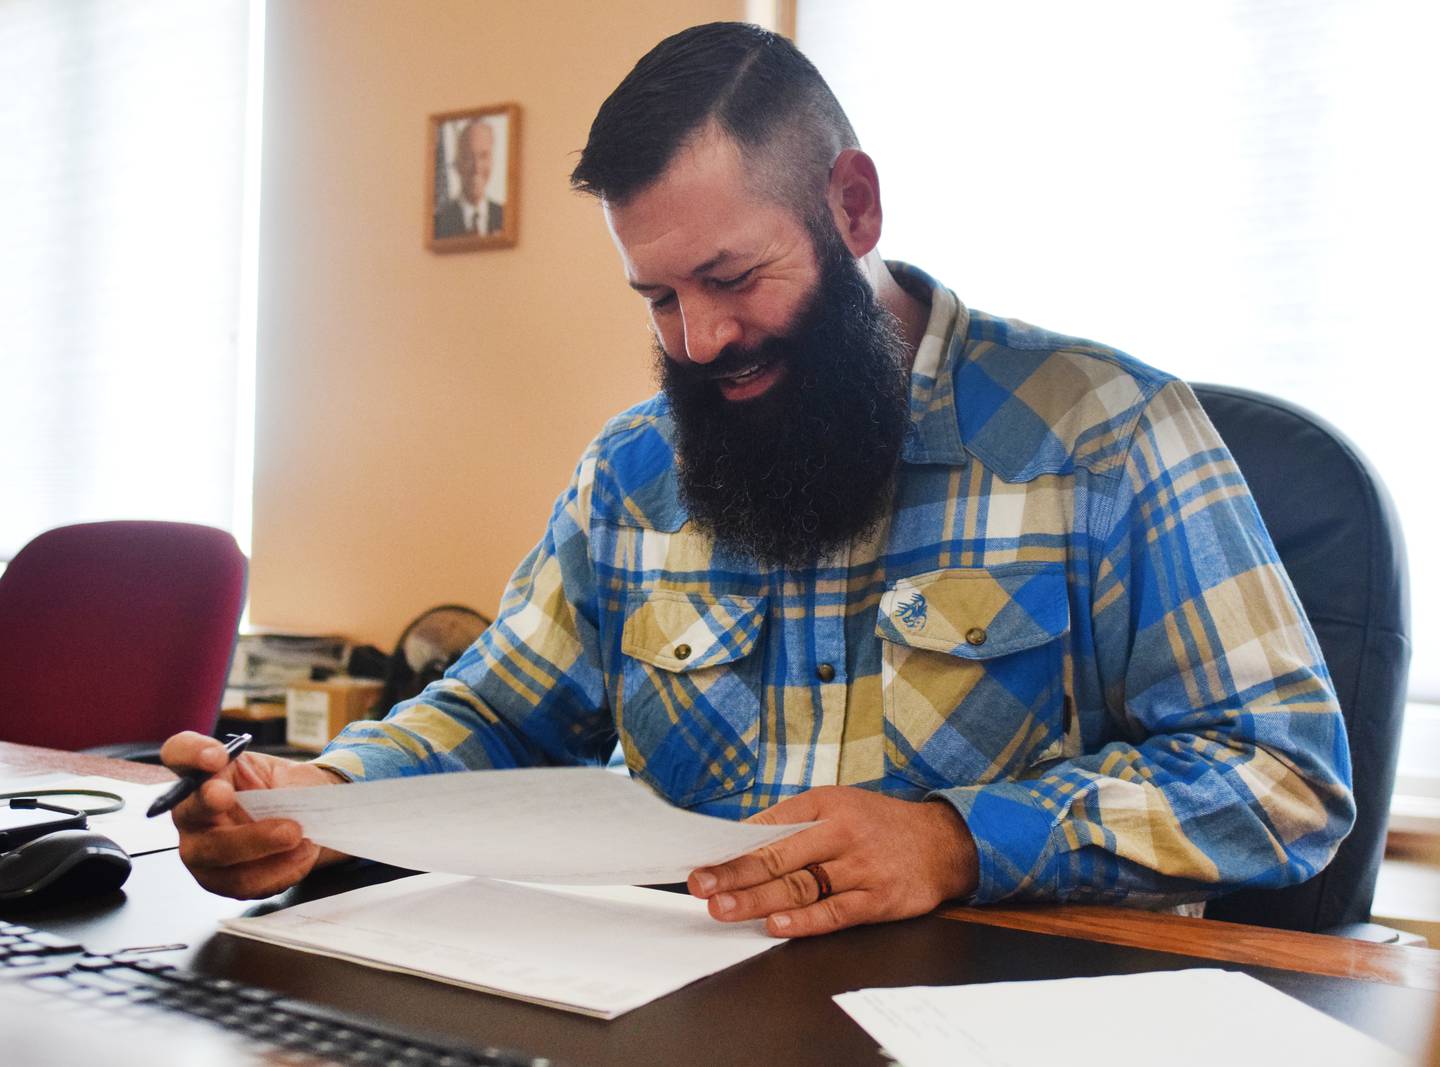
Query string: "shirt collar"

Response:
xmin=889 ymin=262 xmax=970 ymax=466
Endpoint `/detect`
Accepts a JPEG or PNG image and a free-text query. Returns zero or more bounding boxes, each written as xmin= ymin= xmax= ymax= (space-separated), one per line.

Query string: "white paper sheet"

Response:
xmin=222 ymin=872 xmax=782 ymax=1018
xmin=834 ymin=968 xmax=1411 ymax=1067
xmin=236 ymin=767 xmax=814 ymax=885
xmin=0 ymin=773 xmax=179 ymax=856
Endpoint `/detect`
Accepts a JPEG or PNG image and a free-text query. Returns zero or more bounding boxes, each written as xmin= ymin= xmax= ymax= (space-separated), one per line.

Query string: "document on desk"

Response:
xmin=222 ymin=872 xmax=781 ymax=1018
xmin=236 ymin=767 xmax=815 ymax=885
xmin=834 ymin=968 xmax=1410 ymax=1067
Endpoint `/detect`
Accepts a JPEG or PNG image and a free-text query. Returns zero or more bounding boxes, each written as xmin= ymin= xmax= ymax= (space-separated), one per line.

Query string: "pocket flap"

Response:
xmin=876 ymin=563 xmax=1069 ymax=658
xmin=622 ymin=590 xmax=767 ymax=672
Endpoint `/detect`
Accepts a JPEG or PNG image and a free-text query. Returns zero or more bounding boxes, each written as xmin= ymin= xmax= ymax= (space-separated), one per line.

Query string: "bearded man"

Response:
xmin=163 ymin=23 xmax=1353 ymax=937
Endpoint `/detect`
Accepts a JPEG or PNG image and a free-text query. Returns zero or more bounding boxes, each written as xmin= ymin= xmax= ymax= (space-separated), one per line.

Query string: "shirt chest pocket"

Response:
xmin=877 ymin=563 xmax=1070 ymax=790
xmin=618 ymin=590 xmax=767 ymax=808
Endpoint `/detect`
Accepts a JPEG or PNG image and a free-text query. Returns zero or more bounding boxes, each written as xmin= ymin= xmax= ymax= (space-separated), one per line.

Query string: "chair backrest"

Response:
xmin=1191 ymin=384 xmax=1411 ymax=932
xmin=0 ymin=521 xmax=247 ymax=750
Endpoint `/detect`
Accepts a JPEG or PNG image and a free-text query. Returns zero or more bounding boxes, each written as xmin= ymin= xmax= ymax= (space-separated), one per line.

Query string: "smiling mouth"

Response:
xmin=713 ymin=357 xmax=785 ymax=401
xmin=717 ymin=358 xmax=774 ymax=384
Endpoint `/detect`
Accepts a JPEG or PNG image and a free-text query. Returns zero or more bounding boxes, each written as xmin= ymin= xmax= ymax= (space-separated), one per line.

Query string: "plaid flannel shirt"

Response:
xmin=318 ymin=264 xmax=1354 ymax=905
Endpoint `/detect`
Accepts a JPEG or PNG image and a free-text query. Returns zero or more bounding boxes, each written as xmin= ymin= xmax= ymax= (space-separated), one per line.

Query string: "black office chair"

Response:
xmin=1190 ymin=383 xmax=1411 ymax=935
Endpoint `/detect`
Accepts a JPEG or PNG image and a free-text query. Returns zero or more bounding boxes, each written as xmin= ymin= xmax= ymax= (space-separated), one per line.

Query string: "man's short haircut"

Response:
xmin=570 ymin=22 xmax=858 ymax=225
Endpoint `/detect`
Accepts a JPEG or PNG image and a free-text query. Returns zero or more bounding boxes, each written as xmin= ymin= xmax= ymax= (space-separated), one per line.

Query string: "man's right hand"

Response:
xmin=159 ymin=731 xmax=348 ymax=900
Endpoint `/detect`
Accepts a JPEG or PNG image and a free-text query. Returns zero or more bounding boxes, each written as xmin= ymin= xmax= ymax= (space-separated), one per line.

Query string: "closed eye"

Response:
xmin=711 ymin=269 xmax=754 ymax=291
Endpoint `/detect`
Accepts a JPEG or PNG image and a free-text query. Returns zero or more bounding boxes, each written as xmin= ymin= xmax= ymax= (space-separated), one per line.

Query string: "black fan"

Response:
xmin=379 ymin=604 xmax=492 ymax=712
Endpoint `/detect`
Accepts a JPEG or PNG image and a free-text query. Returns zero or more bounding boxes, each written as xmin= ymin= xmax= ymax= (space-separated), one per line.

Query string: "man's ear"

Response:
xmin=825 ymin=149 xmax=883 ymax=258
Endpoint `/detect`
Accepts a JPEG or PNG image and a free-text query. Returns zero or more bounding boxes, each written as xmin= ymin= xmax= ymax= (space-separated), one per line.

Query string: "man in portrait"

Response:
xmin=434 ymin=118 xmax=504 ymax=238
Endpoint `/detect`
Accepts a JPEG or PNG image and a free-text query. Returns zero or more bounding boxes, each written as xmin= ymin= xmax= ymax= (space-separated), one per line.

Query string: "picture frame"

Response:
xmin=426 ymin=103 xmax=520 ymax=252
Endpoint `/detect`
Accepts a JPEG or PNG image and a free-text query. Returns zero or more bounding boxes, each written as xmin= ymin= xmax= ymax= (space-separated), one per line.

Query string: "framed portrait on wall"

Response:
xmin=426 ymin=103 xmax=520 ymax=252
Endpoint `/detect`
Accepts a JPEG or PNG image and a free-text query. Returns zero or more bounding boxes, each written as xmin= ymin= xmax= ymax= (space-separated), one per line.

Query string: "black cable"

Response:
xmin=0 ymin=789 xmax=125 ymax=816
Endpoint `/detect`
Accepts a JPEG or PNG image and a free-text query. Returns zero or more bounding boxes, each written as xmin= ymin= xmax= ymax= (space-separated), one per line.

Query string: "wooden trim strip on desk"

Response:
xmin=939 ymin=902 xmax=1440 ymax=991
xmin=0 ymin=741 xmax=176 ymax=785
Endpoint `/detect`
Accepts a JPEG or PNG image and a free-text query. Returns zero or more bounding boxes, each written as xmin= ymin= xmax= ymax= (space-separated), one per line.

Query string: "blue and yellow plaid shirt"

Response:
xmin=318 ymin=265 xmax=1354 ymax=906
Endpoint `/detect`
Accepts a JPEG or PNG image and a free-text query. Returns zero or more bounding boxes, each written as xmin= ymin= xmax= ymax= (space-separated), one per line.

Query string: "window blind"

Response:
xmin=0 ymin=0 xmax=258 ymax=560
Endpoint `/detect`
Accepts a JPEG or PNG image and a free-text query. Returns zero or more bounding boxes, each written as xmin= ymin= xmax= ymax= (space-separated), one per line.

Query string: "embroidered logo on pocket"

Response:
xmin=893 ymin=592 xmax=927 ymax=630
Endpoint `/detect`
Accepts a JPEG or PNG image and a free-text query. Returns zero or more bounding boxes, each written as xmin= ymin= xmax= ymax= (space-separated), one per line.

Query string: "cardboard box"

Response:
xmin=222 ymin=698 xmax=288 ymax=722
xmin=286 ymin=678 xmax=384 ymax=752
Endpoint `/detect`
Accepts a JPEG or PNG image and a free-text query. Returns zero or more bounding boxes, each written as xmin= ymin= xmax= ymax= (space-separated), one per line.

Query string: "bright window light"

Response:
xmin=801 ymin=0 xmax=1440 ymax=699
xmin=0 ymin=0 xmax=261 ymax=562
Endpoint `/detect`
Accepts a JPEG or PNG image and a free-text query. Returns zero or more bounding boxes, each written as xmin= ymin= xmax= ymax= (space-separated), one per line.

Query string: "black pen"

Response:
xmin=146 ymin=733 xmax=253 ymax=818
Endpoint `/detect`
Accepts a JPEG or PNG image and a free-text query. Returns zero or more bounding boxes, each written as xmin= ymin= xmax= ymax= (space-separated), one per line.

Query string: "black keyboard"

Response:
xmin=0 ymin=918 xmax=84 ymax=976
xmin=0 ymin=919 xmax=555 ymax=1066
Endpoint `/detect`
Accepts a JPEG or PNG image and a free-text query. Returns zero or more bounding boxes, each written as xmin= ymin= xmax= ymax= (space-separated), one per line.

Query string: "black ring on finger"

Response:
xmin=803 ymin=862 xmax=833 ymax=901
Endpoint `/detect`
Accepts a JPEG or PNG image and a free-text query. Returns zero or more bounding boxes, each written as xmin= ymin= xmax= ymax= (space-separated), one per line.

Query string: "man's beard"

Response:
xmin=659 ymin=232 xmax=912 ymax=569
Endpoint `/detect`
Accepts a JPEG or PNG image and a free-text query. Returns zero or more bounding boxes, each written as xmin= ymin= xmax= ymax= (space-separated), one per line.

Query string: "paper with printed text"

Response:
xmin=222 ymin=872 xmax=782 ymax=1019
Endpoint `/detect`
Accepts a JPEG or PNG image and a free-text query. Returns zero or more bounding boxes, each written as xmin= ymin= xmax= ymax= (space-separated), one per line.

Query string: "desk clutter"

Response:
xmin=224 ymin=631 xmax=353 ymax=707
xmin=220 ymin=631 xmax=372 ymax=749
xmin=219 ymin=607 xmax=490 ymax=752
xmin=219 ymin=631 xmax=361 ymax=748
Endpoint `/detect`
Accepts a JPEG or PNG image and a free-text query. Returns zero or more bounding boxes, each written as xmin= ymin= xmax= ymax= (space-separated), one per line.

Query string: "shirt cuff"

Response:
xmin=312 ymin=719 xmax=455 ymax=781
xmin=307 ymin=755 xmax=357 ymax=782
xmin=929 ymin=781 xmax=1066 ymax=903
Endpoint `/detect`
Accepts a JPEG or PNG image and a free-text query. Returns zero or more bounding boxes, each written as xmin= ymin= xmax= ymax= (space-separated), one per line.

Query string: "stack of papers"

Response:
xmin=224 ymin=873 xmax=778 ymax=1019
xmin=227 ymin=768 xmax=813 ymax=1017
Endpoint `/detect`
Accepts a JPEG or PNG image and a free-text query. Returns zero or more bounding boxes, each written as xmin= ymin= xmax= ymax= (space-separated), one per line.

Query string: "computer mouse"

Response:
xmin=0 ymin=829 xmax=132 ymax=905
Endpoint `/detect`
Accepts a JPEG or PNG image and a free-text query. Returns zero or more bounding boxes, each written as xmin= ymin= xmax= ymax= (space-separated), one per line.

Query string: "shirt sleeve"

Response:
xmin=934 ymin=379 xmax=1357 ymax=905
xmin=313 ymin=442 xmax=615 ymax=782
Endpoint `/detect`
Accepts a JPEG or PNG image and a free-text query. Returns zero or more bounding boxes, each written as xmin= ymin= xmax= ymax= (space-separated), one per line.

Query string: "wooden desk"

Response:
xmin=0 ymin=740 xmax=175 ymax=784
xmin=4 ymin=742 xmax=1437 ymax=1064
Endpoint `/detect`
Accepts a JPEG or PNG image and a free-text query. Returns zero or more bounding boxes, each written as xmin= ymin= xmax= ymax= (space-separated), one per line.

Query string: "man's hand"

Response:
xmin=159 ymin=731 xmax=348 ymax=900
xmin=687 ymin=786 xmax=979 ymax=938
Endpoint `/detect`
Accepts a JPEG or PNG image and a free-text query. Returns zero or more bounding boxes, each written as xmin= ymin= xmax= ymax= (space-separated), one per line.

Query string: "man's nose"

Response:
xmin=680 ymin=299 xmax=742 ymax=364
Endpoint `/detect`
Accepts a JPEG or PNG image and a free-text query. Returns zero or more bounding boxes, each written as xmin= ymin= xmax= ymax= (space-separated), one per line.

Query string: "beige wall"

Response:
xmin=250 ymin=1 xmax=743 ymax=646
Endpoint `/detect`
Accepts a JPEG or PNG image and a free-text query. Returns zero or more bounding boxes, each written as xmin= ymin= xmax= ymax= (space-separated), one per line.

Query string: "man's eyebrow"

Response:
xmin=687 ymin=249 xmax=739 ymax=277
xmin=627 ymin=250 xmax=744 ymax=292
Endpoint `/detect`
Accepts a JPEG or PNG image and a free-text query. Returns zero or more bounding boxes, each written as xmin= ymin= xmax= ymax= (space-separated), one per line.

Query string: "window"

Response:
xmin=800 ymin=0 xmax=1439 ymax=700
xmin=0 ymin=0 xmax=263 ymax=560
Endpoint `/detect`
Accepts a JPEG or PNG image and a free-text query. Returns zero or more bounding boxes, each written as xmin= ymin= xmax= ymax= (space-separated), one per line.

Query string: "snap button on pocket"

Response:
xmin=674 ymin=643 xmax=692 ymax=660
xmin=876 ymin=565 xmax=1070 ymax=790
xmin=816 ymin=663 xmax=836 ymax=682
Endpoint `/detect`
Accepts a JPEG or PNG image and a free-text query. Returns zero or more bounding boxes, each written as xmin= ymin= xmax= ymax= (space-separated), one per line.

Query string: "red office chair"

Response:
xmin=0 ymin=521 xmax=247 ymax=754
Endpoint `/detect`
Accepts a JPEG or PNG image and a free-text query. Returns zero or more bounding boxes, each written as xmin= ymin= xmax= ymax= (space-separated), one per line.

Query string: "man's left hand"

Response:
xmin=687 ymin=786 xmax=979 ymax=937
